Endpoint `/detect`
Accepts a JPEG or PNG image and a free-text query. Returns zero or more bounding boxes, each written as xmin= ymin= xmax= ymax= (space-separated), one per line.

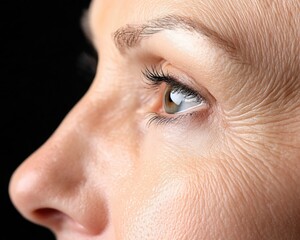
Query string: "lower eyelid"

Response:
xmin=145 ymin=113 xmax=190 ymax=127
xmin=146 ymin=103 xmax=210 ymax=127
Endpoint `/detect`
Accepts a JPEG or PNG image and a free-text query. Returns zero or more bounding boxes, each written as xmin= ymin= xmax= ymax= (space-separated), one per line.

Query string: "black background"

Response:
xmin=2 ymin=0 xmax=95 ymax=239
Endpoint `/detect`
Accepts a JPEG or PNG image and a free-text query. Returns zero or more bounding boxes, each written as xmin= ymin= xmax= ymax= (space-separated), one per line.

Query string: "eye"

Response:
xmin=164 ymin=85 xmax=205 ymax=114
xmin=142 ymin=65 xmax=210 ymax=126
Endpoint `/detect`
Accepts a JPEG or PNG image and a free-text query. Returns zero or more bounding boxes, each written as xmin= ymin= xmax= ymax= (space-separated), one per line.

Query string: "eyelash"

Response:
xmin=142 ymin=65 xmax=205 ymax=126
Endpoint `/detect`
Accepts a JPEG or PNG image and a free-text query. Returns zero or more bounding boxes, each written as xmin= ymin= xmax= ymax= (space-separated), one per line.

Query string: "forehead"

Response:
xmin=89 ymin=0 xmax=298 ymax=51
xmin=89 ymin=0 xmax=295 ymax=28
xmin=89 ymin=0 xmax=298 ymax=73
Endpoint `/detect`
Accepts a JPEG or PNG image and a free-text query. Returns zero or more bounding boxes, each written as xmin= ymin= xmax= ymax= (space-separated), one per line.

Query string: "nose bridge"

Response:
xmin=9 ymin=93 xmax=109 ymax=234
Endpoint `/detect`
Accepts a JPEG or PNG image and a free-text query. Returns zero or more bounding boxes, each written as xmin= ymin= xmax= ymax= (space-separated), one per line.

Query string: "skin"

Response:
xmin=9 ymin=0 xmax=300 ymax=239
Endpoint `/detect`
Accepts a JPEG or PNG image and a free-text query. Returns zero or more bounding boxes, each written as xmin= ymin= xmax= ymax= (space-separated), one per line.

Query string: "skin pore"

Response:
xmin=9 ymin=0 xmax=300 ymax=239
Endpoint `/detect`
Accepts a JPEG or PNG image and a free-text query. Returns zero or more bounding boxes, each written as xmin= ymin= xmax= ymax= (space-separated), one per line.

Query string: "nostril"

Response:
xmin=33 ymin=208 xmax=93 ymax=234
xmin=34 ymin=208 xmax=63 ymax=220
xmin=33 ymin=208 xmax=66 ymax=230
xmin=33 ymin=208 xmax=87 ymax=233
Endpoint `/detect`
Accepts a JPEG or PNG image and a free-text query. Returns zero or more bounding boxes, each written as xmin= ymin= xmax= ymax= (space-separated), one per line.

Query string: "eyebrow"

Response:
xmin=113 ymin=15 xmax=242 ymax=62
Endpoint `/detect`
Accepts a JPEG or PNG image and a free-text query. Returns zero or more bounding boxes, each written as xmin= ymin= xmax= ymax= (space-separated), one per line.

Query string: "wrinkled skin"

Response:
xmin=9 ymin=0 xmax=300 ymax=239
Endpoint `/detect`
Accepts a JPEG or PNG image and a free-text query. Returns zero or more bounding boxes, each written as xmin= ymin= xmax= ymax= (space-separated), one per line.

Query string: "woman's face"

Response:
xmin=9 ymin=0 xmax=300 ymax=239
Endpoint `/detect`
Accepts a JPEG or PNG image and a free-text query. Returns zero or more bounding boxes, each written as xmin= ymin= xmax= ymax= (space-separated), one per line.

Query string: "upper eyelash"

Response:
xmin=142 ymin=65 xmax=170 ymax=85
xmin=141 ymin=65 xmax=200 ymax=98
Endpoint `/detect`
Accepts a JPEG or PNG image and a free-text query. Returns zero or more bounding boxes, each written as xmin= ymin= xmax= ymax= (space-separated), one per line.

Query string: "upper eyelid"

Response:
xmin=142 ymin=65 xmax=202 ymax=97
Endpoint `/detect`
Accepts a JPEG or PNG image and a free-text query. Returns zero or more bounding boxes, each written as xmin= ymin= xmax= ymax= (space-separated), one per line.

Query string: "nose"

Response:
xmin=9 ymin=96 xmax=109 ymax=236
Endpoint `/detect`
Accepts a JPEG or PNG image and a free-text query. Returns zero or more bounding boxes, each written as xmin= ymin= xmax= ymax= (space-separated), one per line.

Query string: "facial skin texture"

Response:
xmin=9 ymin=0 xmax=300 ymax=239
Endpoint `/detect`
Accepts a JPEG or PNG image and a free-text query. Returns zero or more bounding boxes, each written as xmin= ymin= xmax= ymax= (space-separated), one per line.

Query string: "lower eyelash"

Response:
xmin=146 ymin=112 xmax=196 ymax=127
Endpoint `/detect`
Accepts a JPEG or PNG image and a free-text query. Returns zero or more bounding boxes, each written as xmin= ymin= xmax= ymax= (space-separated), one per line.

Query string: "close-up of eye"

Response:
xmin=142 ymin=65 xmax=209 ymax=125
xmin=163 ymin=84 xmax=205 ymax=114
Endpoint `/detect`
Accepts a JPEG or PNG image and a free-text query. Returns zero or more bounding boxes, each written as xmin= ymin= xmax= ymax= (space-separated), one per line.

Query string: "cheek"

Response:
xmin=119 ymin=173 xmax=203 ymax=240
xmin=111 ymin=131 xmax=205 ymax=239
xmin=108 ymin=125 xmax=253 ymax=239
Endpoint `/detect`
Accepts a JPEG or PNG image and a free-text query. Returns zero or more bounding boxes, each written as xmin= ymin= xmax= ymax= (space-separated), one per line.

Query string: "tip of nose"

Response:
xmin=8 ymin=150 xmax=110 ymax=237
xmin=8 ymin=170 xmax=63 ymax=229
xmin=9 ymin=167 xmax=109 ymax=236
xmin=8 ymin=168 xmax=39 ymax=220
xmin=10 ymin=165 xmax=34 ymax=200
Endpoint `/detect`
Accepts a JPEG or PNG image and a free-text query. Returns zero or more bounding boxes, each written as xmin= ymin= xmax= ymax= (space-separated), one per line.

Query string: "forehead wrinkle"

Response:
xmin=112 ymin=15 xmax=243 ymax=63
